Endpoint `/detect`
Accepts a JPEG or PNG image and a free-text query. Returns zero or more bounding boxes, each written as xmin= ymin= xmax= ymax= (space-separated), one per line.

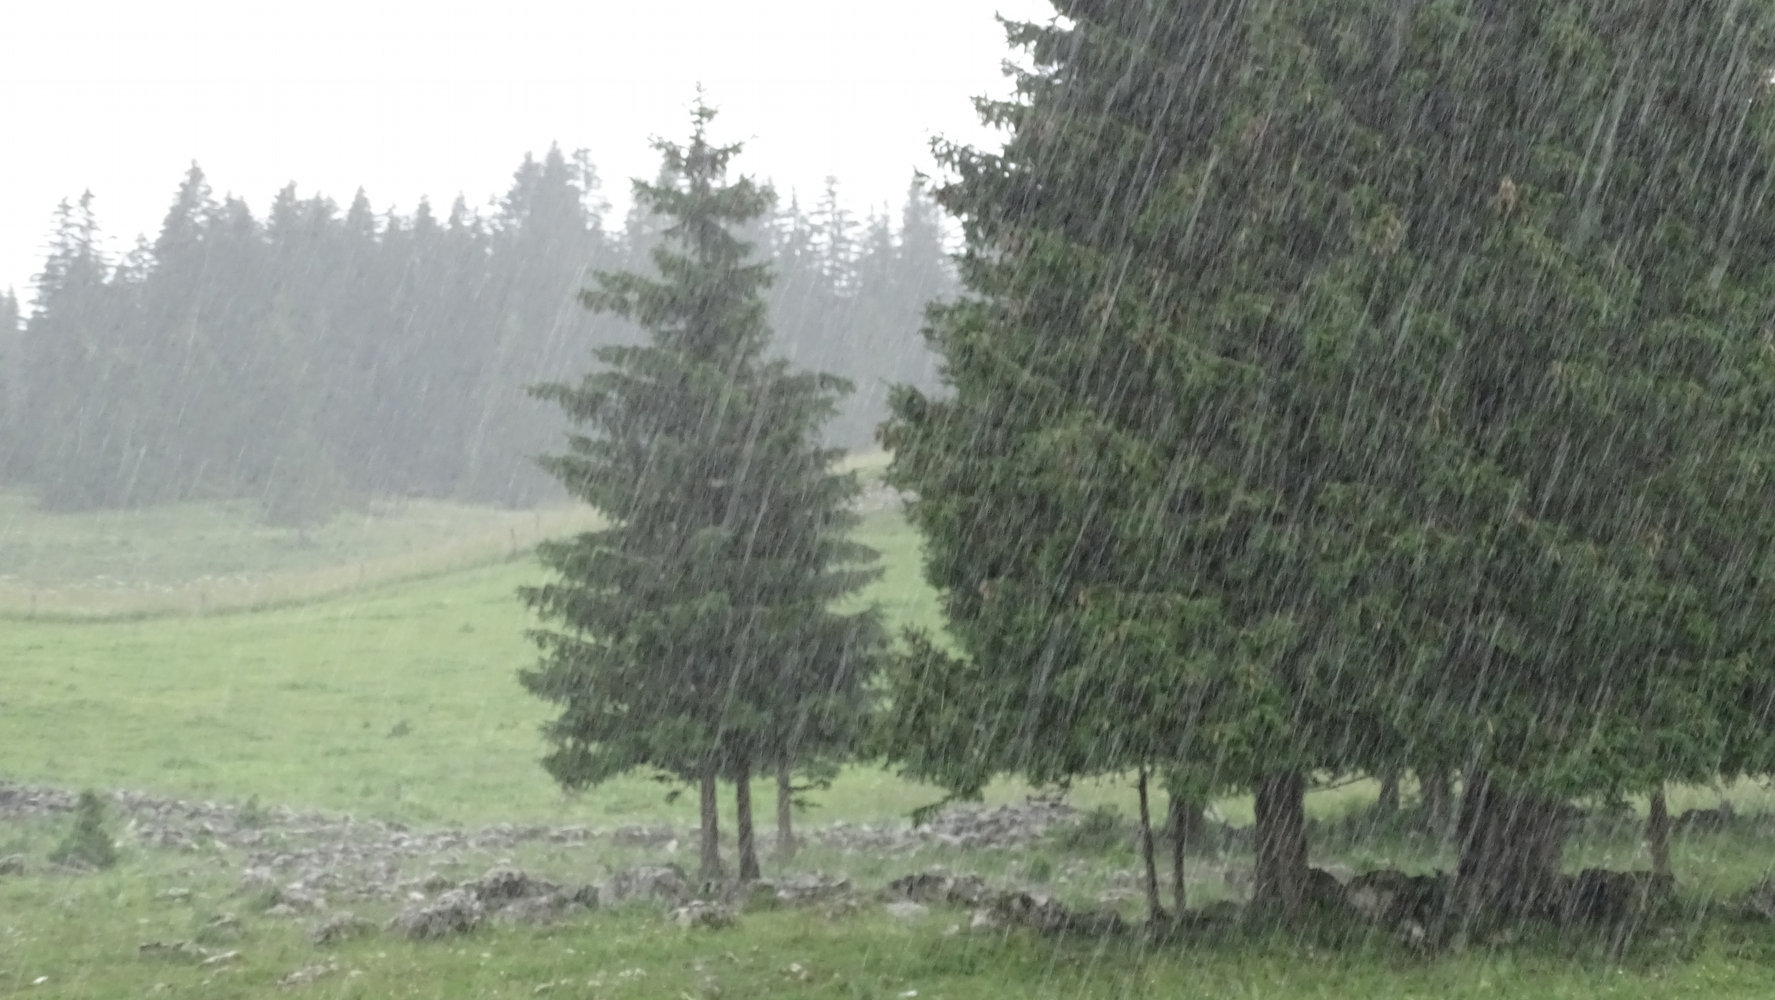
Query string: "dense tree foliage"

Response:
xmin=883 ymin=0 xmax=1775 ymax=925
xmin=520 ymin=103 xmax=886 ymax=881
xmin=0 ymin=156 xmax=953 ymax=518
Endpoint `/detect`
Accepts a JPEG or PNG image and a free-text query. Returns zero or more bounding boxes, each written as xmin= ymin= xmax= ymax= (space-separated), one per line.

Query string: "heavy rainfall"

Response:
xmin=6 ymin=1 xmax=1775 ymax=997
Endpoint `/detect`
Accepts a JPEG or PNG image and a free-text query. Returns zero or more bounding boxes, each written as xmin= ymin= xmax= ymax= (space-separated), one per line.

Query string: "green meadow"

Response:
xmin=4 ymin=473 xmax=1775 ymax=998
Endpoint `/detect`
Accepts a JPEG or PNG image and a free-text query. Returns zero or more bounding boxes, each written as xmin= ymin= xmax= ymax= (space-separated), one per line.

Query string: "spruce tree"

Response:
xmin=521 ymin=99 xmax=884 ymax=882
xmin=884 ymin=0 xmax=1775 ymax=924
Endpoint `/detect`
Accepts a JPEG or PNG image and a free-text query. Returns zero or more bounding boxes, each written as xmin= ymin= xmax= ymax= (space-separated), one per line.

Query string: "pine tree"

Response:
xmin=884 ymin=0 xmax=1775 ymax=925
xmin=0 ymin=288 xmax=20 ymax=479
xmin=521 ymin=98 xmax=884 ymax=882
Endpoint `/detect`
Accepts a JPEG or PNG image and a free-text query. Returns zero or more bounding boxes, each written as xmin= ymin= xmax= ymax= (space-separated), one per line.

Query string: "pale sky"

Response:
xmin=0 ymin=0 xmax=1053 ymax=303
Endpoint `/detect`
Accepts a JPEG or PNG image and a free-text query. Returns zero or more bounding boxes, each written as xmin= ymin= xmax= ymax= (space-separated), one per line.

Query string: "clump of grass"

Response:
xmin=49 ymin=790 xmax=119 ymax=870
xmin=236 ymin=794 xmax=270 ymax=828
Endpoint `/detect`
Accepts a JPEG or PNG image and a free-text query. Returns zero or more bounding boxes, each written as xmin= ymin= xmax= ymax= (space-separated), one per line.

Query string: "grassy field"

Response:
xmin=6 ymin=811 xmax=1775 ymax=1000
xmin=8 ymin=466 xmax=1775 ymax=997
xmin=0 ymin=493 xmax=606 ymax=619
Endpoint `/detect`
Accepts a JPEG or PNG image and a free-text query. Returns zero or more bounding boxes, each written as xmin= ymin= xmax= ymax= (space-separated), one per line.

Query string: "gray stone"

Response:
xmin=387 ymin=888 xmax=484 ymax=940
xmin=601 ymin=864 xmax=689 ymax=905
xmin=884 ymin=900 xmax=929 ymax=921
xmin=670 ymin=901 xmax=736 ymax=929
xmin=309 ymin=912 xmax=376 ymax=946
xmin=493 ymin=893 xmax=590 ymax=926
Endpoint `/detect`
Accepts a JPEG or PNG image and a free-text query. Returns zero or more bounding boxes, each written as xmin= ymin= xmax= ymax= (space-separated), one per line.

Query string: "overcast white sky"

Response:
xmin=0 ymin=0 xmax=1053 ymax=303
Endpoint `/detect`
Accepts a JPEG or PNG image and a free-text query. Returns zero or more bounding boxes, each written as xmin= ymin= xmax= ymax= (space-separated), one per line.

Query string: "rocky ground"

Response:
xmin=0 ymin=781 xmax=1112 ymax=934
xmin=5 ymin=779 xmax=1767 ymax=960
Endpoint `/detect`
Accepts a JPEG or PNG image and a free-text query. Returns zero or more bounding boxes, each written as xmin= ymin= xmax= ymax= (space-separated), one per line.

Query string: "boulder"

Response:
xmin=309 ymin=912 xmax=375 ymax=946
xmin=601 ymin=864 xmax=690 ymax=906
xmin=670 ymin=901 xmax=736 ymax=930
xmin=387 ymin=888 xmax=483 ymax=940
xmin=1559 ymin=869 xmax=1672 ymax=925
xmin=465 ymin=865 xmax=554 ymax=904
xmin=1678 ymin=802 xmax=1735 ymax=832
xmin=1345 ymin=869 xmax=1448 ymax=927
xmin=884 ymin=900 xmax=929 ymax=921
xmin=492 ymin=892 xmax=592 ymax=927
xmin=883 ymin=871 xmax=991 ymax=907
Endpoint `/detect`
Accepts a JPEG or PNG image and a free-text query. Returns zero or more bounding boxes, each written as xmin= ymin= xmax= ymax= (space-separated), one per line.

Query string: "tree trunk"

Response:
xmin=1420 ymin=768 xmax=1453 ymax=837
xmin=1453 ymin=770 xmax=1567 ymax=922
xmin=699 ymin=770 xmax=723 ymax=881
xmin=735 ymin=759 xmax=761 ymax=882
xmin=1166 ymin=791 xmax=1203 ymax=915
xmin=1252 ymin=770 xmax=1309 ymax=916
xmin=776 ymin=760 xmax=796 ymax=860
xmin=1377 ymin=770 xmax=1401 ymax=814
xmin=1135 ymin=768 xmax=1163 ymax=924
xmin=1648 ymin=783 xmax=1671 ymax=879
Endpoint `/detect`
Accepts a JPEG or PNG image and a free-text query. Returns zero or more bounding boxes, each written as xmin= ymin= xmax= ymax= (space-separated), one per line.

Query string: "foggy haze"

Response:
xmin=0 ymin=0 xmax=1048 ymax=298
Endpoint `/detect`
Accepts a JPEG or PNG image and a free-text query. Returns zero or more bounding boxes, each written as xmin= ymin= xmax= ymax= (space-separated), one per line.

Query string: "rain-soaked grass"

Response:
xmin=8 ymin=459 xmax=1775 ymax=993
xmin=0 ymin=506 xmax=960 ymax=827
xmin=7 ymin=825 xmax=1775 ymax=1000
xmin=0 ymin=492 xmax=606 ymax=619
xmin=0 ymin=451 xmax=897 ymax=619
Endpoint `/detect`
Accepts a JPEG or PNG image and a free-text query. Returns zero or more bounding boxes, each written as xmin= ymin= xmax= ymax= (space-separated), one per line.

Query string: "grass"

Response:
xmin=0 ymin=492 xmax=605 ymax=619
xmin=0 ymin=450 xmax=895 ymax=620
xmin=0 ymin=505 xmax=987 ymax=828
xmin=8 ymin=462 xmax=1775 ymax=996
xmin=6 ymin=833 xmax=1775 ymax=1000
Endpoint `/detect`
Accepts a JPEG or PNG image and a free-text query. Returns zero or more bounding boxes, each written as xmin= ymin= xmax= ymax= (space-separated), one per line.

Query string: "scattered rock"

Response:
xmin=493 ymin=892 xmax=593 ymax=927
xmin=155 ymin=887 xmax=193 ymax=902
xmin=1743 ymin=877 xmax=1775 ymax=921
xmin=670 ymin=901 xmax=736 ymax=930
xmin=278 ymin=962 xmax=339 ymax=987
xmin=138 ymin=940 xmax=209 ymax=962
xmin=270 ymin=885 xmax=326 ymax=913
xmin=601 ymin=864 xmax=689 ymax=906
xmin=201 ymin=913 xmax=244 ymax=943
xmin=609 ymin=825 xmax=681 ymax=848
xmin=1346 ymin=869 xmax=1447 ymax=927
xmin=309 ymin=913 xmax=375 ymax=946
xmin=884 ymin=900 xmax=930 ymax=921
xmin=989 ymin=889 xmax=1127 ymax=935
xmin=387 ymin=889 xmax=483 ymax=940
xmin=968 ymin=908 xmax=999 ymax=932
xmin=1678 ymin=802 xmax=1735 ymax=832
xmin=884 ymin=871 xmax=991 ymax=907
xmin=1559 ymin=869 xmax=1672 ymax=924
xmin=466 ymin=865 xmax=553 ymax=904
xmin=1305 ymin=867 xmax=1346 ymax=909
xmin=771 ymin=872 xmax=852 ymax=906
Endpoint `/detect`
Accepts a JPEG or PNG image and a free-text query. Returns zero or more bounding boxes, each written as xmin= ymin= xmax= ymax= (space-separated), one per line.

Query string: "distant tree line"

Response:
xmin=0 ymin=151 xmax=952 ymax=522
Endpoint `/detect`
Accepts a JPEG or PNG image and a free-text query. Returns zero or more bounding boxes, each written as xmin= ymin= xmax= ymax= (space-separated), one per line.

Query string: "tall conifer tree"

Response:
xmin=521 ymin=99 xmax=884 ymax=881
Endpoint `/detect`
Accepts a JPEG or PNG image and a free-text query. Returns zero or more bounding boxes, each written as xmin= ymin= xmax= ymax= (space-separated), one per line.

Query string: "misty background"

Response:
xmin=0 ymin=154 xmax=955 ymax=522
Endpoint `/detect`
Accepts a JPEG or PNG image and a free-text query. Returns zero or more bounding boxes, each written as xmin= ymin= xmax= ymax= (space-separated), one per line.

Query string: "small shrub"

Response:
xmin=49 ymin=790 xmax=119 ymax=870
xmin=1024 ymin=855 xmax=1056 ymax=883
xmin=237 ymin=795 xmax=270 ymax=828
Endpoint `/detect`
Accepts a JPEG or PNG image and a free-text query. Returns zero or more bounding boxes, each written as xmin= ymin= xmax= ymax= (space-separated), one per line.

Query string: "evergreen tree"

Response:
xmin=883 ymin=0 xmax=1775 ymax=925
xmin=21 ymin=192 xmax=132 ymax=509
xmin=521 ymin=99 xmax=885 ymax=882
xmin=0 ymin=288 xmax=21 ymax=477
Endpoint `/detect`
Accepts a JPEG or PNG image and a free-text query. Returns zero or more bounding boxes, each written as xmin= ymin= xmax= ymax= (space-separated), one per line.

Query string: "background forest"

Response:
xmin=0 ymin=151 xmax=952 ymax=523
